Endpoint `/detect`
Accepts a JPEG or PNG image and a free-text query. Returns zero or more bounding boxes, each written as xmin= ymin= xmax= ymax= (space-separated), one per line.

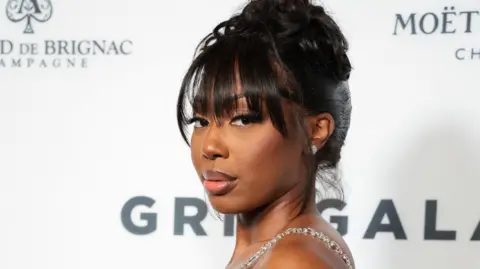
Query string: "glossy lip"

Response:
xmin=202 ymin=169 xmax=238 ymax=195
xmin=202 ymin=169 xmax=237 ymax=181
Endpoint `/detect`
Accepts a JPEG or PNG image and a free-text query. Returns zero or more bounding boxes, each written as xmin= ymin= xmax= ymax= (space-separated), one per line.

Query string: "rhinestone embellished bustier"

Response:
xmin=236 ymin=227 xmax=353 ymax=269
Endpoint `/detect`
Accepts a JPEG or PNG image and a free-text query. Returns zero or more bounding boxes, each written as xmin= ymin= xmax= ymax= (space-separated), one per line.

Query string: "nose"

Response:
xmin=201 ymin=124 xmax=229 ymax=161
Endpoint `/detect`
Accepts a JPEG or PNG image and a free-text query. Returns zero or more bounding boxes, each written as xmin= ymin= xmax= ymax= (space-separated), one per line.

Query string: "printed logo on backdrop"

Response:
xmin=120 ymin=196 xmax=480 ymax=242
xmin=393 ymin=6 xmax=479 ymax=61
xmin=6 ymin=0 xmax=53 ymax=34
xmin=0 ymin=0 xmax=132 ymax=68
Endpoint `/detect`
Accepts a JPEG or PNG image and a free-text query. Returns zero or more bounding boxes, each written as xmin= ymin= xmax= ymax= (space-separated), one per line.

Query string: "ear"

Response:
xmin=307 ymin=113 xmax=335 ymax=149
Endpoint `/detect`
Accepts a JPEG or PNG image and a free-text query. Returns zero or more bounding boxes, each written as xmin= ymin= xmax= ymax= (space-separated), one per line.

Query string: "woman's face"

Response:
xmin=190 ymin=95 xmax=307 ymax=214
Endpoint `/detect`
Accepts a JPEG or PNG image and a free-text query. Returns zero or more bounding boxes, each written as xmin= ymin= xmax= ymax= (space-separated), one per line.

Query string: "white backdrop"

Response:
xmin=0 ymin=0 xmax=479 ymax=268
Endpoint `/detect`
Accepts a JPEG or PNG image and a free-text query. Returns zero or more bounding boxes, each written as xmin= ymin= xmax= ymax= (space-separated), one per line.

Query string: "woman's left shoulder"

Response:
xmin=259 ymin=233 xmax=351 ymax=269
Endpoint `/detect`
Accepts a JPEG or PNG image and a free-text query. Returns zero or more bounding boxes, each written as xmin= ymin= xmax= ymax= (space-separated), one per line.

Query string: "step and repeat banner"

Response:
xmin=0 ymin=0 xmax=478 ymax=268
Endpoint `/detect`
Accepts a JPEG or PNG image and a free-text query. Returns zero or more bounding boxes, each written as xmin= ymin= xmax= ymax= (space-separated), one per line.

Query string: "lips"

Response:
xmin=202 ymin=170 xmax=236 ymax=181
xmin=202 ymin=170 xmax=237 ymax=195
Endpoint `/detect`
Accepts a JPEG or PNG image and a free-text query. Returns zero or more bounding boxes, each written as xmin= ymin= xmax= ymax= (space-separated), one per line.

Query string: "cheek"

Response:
xmin=190 ymin=134 xmax=203 ymax=174
xmin=232 ymin=126 xmax=299 ymax=181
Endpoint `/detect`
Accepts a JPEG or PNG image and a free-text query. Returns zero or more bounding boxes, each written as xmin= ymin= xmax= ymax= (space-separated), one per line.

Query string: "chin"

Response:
xmin=207 ymin=195 xmax=253 ymax=215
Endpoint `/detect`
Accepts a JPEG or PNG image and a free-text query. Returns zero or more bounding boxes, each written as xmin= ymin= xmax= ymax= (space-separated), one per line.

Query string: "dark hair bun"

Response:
xmin=243 ymin=0 xmax=311 ymax=32
xmin=237 ymin=0 xmax=350 ymax=81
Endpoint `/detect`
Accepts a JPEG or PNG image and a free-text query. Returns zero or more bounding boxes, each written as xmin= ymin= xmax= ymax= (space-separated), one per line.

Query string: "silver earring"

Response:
xmin=311 ymin=145 xmax=318 ymax=154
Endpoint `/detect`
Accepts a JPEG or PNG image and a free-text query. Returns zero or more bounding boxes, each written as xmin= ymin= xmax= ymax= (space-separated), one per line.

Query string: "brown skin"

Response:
xmin=190 ymin=80 xmax=354 ymax=268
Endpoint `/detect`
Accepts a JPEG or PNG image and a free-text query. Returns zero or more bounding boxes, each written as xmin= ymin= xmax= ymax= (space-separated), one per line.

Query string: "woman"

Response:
xmin=177 ymin=0 xmax=354 ymax=268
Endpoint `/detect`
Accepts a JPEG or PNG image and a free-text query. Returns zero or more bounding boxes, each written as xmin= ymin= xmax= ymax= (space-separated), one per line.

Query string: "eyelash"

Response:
xmin=187 ymin=116 xmax=208 ymax=127
xmin=231 ymin=113 xmax=263 ymax=126
xmin=187 ymin=113 xmax=262 ymax=128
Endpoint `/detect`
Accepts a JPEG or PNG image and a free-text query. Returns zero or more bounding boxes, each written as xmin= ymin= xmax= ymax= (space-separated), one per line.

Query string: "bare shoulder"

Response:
xmin=258 ymin=233 xmax=350 ymax=269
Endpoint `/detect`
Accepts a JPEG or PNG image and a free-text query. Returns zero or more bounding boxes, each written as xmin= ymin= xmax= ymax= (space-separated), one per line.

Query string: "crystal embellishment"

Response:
xmin=236 ymin=227 xmax=353 ymax=269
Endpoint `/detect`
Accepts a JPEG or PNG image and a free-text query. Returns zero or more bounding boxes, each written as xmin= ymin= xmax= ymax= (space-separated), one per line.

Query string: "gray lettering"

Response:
xmin=52 ymin=58 xmax=61 ymax=68
xmin=58 ymin=41 xmax=69 ymax=55
xmin=364 ymin=200 xmax=407 ymax=239
xmin=120 ymin=40 xmax=133 ymax=55
xmin=174 ymin=197 xmax=207 ymax=236
xmin=121 ymin=196 xmax=157 ymax=235
xmin=67 ymin=58 xmax=76 ymax=68
xmin=11 ymin=59 xmax=21 ymax=67
xmin=471 ymin=221 xmax=480 ymax=241
xmin=44 ymin=40 xmax=55 ymax=55
xmin=441 ymin=6 xmax=456 ymax=34
xmin=456 ymin=48 xmax=466 ymax=60
xmin=107 ymin=42 xmax=120 ymax=55
xmin=317 ymin=199 xmax=348 ymax=236
xmin=224 ymin=214 xmax=235 ymax=236
xmin=39 ymin=59 xmax=47 ymax=68
xmin=424 ymin=200 xmax=456 ymax=240
xmin=471 ymin=48 xmax=480 ymax=59
xmin=27 ymin=58 xmax=34 ymax=67
xmin=459 ymin=11 xmax=479 ymax=33
xmin=419 ymin=12 xmax=439 ymax=34
xmin=78 ymin=41 xmax=91 ymax=55
xmin=0 ymin=40 xmax=14 ymax=55
xmin=81 ymin=58 xmax=88 ymax=68
xmin=394 ymin=13 xmax=417 ymax=35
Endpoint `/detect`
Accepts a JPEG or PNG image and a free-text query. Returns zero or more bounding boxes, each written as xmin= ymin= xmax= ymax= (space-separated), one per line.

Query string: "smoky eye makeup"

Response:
xmin=187 ymin=115 xmax=209 ymax=128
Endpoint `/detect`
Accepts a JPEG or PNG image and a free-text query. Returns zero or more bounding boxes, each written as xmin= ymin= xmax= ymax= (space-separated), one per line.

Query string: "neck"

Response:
xmin=233 ymin=187 xmax=318 ymax=247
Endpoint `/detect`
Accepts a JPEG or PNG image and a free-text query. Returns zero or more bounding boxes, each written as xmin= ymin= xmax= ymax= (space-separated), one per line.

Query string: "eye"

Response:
xmin=188 ymin=117 xmax=209 ymax=128
xmin=230 ymin=114 xmax=262 ymax=127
